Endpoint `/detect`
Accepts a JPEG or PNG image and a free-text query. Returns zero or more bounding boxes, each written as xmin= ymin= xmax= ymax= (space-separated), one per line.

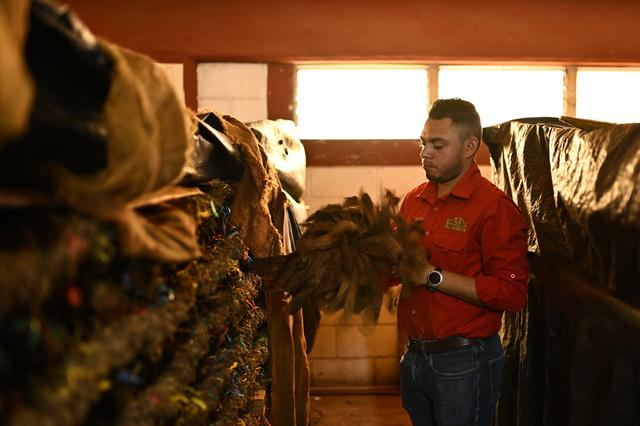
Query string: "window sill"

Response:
xmin=302 ymin=139 xmax=490 ymax=167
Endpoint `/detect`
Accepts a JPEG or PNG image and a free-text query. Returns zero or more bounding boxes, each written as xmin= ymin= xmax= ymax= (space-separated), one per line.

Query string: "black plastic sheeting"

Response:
xmin=247 ymin=119 xmax=307 ymax=202
xmin=181 ymin=113 xmax=245 ymax=185
xmin=484 ymin=117 xmax=640 ymax=426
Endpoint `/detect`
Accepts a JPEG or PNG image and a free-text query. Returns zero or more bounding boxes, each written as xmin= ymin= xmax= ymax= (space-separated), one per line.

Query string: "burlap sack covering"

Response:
xmin=204 ymin=113 xmax=284 ymax=259
xmin=109 ymin=194 xmax=200 ymax=263
xmin=0 ymin=0 xmax=34 ymax=144
xmin=40 ymin=40 xmax=198 ymax=262
xmin=44 ymin=40 xmax=192 ymax=208
xmin=206 ymin=110 xmax=309 ymax=425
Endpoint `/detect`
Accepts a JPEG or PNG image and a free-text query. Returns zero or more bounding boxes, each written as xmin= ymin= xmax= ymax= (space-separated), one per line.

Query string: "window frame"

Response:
xmin=284 ymin=63 xmax=640 ymax=166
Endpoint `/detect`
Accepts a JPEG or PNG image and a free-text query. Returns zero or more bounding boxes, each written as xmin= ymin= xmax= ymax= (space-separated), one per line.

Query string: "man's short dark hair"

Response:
xmin=428 ymin=98 xmax=482 ymax=142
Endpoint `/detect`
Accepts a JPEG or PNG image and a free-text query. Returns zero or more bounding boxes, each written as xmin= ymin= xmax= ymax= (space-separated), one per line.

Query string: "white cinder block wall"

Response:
xmin=197 ymin=63 xmax=268 ymax=122
xmin=196 ymin=62 xmax=494 ymax=388
xmin=158 ymin=63 xmax=185 ymax=105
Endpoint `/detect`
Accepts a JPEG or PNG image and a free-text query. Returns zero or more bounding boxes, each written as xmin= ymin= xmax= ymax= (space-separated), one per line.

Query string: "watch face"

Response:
xmin=428 ymin=270 xmax=442 ymax=286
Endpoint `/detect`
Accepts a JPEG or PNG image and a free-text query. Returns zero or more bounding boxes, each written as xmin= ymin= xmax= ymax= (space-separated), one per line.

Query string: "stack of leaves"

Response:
xmin=261 ymin=190 xmax=426 ymax=322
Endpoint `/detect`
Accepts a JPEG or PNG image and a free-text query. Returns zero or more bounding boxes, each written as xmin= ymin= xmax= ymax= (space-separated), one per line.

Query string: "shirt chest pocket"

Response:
xmin=430 ymin=231 xmax=478 ymax=273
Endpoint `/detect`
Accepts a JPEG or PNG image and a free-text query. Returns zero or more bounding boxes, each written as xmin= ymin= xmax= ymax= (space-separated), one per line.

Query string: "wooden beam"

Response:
xmin=184 ymin=58 xmax=197 ymax=111
xmin=564 ymin=66 xmax=577 ymax=117
xmin=428 ymin=64 xmax=439 ymax=107
xmin=268 ymin=63 xmax=296 ymax=121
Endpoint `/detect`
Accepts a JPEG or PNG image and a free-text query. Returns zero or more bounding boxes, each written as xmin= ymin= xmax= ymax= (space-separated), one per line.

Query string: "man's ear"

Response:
xmin=464 ymin=136 xmax=480 ymax=159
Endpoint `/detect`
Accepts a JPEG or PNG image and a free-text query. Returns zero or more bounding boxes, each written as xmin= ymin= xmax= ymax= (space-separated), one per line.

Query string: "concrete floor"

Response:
xmin=309 ymin=394 xmax=412 ymax=426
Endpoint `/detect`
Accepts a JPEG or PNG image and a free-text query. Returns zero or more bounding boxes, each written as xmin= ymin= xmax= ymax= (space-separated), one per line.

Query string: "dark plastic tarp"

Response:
xmin=484 ymin=117 xmax=640 ymax=425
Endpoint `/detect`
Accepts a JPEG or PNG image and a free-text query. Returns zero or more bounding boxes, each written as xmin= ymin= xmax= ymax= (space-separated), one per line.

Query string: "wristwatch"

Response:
xmin=426 ymin=267 xmax=443 ymax=292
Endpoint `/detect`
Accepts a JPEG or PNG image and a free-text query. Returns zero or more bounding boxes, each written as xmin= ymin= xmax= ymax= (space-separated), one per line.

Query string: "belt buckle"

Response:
xmin=409 ymin=338 xmax=432 ymax=355
xmin=408 ymin=338 xmax=421 ymax=355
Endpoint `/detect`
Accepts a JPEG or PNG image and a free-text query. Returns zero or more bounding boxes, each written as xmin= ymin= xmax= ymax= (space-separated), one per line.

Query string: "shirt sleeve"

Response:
xmin=474 ymin=196 xmax=529 ymax=312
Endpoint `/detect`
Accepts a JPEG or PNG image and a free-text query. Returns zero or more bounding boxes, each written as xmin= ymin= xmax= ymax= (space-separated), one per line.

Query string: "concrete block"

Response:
xmin=310 ymin=358 xmax=375 ymax=387
xmin=303 ymin=195 xmax=343 ymax=216
xmin=375 ymin=356 xmax=401 ymax=386
xmin=339 ymin=312 xmax=376 ymax=326
xmin=478 ymin=164 xmax=493 ymax=181
xmin=228 ymin=98 xmax=268 ymax=122
xmin=197 ymin=63 xmax=267 ymax=98
xmin=157 ymin=63 xmax=185 ymax=105
xmin=336 ymin=324 xmax=398 ymax=358
xmin=307 ymin=166 xmax=378 ymax=199
xmin=319 ymin=310 xmax=344 ymax=326
xmin=318 ymin=308 xmax=382 ymax=327
xmin=309 ymin=325 xmax=336 ymax=359
xmin=377 ymin=294 xmax=399 ymax=325
xmin=197 ymin=97 xmax=231 ymax=114
xmin=197 ymin=97 xmax=267 ymax=122
xmin=379 ymin=165 xmax=425 ymax=198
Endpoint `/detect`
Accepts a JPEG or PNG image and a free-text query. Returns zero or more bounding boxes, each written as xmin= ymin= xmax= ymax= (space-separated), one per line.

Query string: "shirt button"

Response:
xmin=434 ymin=207 xmax=439 ymax=212
xmin=411 ymin=310 xmax=416 ymax=315
xmin=425 ymin=231 xmax=430 ymax=236
xmin=510 ymin=273 xmax=516 ymax=279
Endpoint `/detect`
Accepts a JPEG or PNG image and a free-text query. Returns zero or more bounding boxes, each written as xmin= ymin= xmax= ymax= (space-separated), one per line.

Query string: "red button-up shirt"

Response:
xmin=397 ymin=162 xmax=529 ymax=340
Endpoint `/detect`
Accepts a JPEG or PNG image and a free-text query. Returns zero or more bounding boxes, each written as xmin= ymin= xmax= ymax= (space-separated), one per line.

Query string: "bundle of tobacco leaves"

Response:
xmin=255 ymin=190 xmax=426 ymax=321
xmin=2 ymin=180 xmax=269 ymax=425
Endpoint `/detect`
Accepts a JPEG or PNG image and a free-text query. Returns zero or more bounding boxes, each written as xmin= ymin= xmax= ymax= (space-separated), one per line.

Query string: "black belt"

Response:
xmin=408 ymin=336 xmax=482 ymax=354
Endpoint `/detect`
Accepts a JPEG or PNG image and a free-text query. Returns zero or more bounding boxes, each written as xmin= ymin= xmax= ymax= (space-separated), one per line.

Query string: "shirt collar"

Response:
xmin=417 ymin=162 xmax=480 ymax=203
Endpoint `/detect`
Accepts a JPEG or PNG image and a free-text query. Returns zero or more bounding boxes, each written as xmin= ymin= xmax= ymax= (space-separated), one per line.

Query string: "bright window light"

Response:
xmin=438 ymin=66 xmax=565 ymax=127
xmin=296 ymin=67 xmax=428 ymax=139
xmin=576 ymin=68 xmax=640 ymax=123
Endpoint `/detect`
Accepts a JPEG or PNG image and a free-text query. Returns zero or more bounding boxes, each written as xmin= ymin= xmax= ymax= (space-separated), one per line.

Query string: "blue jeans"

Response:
xmin=400 ymin=335 xmax=504 ymax=426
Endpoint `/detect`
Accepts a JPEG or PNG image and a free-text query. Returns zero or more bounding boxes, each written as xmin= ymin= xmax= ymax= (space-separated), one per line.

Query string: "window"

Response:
xmin=296 ymin=67 xmax=428 ymax=139
xmin=438 ymin=66 xmax=565 ymax=127
xmin=576 ymin=68 xmax=640 ymax=123
xmin=294 ymin=64 xmax=640 ymax=165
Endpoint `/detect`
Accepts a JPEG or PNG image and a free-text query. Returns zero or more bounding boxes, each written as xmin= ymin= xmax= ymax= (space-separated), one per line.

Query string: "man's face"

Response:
xmin=419 ymin=117 xmax=465 ymax=183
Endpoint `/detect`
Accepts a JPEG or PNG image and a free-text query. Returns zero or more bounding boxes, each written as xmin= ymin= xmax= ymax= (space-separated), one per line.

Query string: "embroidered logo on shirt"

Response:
xmin=444 ymin=217 xmax=468 ymax=232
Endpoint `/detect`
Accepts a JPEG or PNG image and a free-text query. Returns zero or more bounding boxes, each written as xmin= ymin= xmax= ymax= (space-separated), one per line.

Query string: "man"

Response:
xmin=397 ymin=98 xmax=529 ymax=426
